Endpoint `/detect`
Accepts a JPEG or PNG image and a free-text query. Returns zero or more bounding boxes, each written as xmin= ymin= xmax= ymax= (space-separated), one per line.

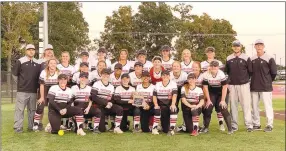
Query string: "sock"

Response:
xmin=134 ymin=116 xmax=140 ymax=129
xmin=192 ymin=116 xmax=199 ymax=131
xmin=33 ymin=113 xmax=41 ymax=125
xmin=115 ymin=116 xmax=123 ymax=128
xmin=170 ymin=114 xmax=178 ymax=130
xmin=93 ymin=117 xmax=100 ymax=130
xmin=217 ymin=112 xmax=224 ymax=125
xmin=152 ymin=116 xmax=160 ymax=129
xmin=75 ymin=116 xmax=84 ymax=130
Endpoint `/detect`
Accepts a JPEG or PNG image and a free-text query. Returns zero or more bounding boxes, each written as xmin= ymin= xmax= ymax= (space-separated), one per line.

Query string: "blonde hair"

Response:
xmin=61 ymin=51 xmax=70 ymax=63
xmin=45 ymin=58 xmax=59 ymax=79
xmin=41 ymin=49 xmax=55 ymax=59
xmin=181 ymin=49 xmax=192 ymax=62
xmin=172 ymin=61 xmax=181 ymax=68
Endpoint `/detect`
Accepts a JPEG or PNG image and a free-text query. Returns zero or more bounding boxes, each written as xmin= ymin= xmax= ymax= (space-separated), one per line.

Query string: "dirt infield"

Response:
xmin=260 ymin=110 xmax=285 ymax=121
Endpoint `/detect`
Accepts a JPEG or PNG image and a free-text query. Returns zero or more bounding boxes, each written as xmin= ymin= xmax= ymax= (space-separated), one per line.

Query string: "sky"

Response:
xmin=81 ymin=2 xmax=285 ymax=65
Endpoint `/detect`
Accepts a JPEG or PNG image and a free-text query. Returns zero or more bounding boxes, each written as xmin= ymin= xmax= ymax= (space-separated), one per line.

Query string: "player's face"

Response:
xmin=80 ymin=77 xmax=88 ymax=84
xmin=48 ymin=60 xmax=57 ymax=71
xmin=98 ymin=52 xmax=106 ymax=59
xmin=80 ymin=66 xmax=89 ymax=72
xmin=97 ymin=62 xmax=106 ymax=71
xmin=161 ymin=74 xmax=170 ymax=82
xmin=209 ymin=66 xmax=219 ymax=75
xmin=153 ymin=60 xmax=162 ymax=68
xmin=101 ymin=73 xmax=110 ymax=82
xmin=172 ymin=63 xmax=181 ymax=73
xmin=81 ymin=55 xmax=89 ymax=62
xmin=137 ymin=55 xmax=146 ymax=63
xmin=121 ymin=77 xmax=130 ymax=85
xmin=26 ymin=49 xmax=35 ymax=58
xmin=161 ymin=50 xmax=170 ymax=58
xmin=206 ymin=51 xmax=215 ymax=59
xmin=255 ymin=43 xmax=265 ymax=53
xmin=58 ymin=78 xmax=68 ymax=87
xmin=45 ymin=49 xmax=54 ymax=58
xmin=120 ymin=51 xmax=128 ymax=60
xmin=183 ymin=51 xmax=191 ymax=60
xmin=188 ymin=78 xmax=196 ymax=85
xmin=115 ymin=68 xmax=122 ymax=75
xmin=192 ymin=63 xmax=200 ymax=74
xmin=61 ymin=53 xmax=70 ymax=63
xmin=135 ymin=65 xmax=143 ymax=73
xmin=142 ymin=76 xmax=150 ymax=83
xmin=232 ymin=46 xmax=241 ymax=53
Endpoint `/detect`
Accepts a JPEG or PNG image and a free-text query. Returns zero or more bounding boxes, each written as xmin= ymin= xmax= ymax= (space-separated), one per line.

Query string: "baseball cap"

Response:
xmin=142 ymin=71 xmax=150 ymax=77
xmin=121 ymin=73 xmax=130 ymax=79
xmin=134 ymin=62 xmax=143 ymax=67
xmin=232 ymin=40 xmax=241 ymax=47
xmin=136 ymin=49 xmax=147 ymax=57
xmin=209 ymin=60 xmax=219 ymax=67
xmin=205 ymin=47 xmax=215 ymax=53
xmin=79 ymin=72 xmax=88 ymax=78
xmin=58 ymin=74 xmax=68 ymax=80
xmin=161 ymin=70 xmax=170 ymax=76
xmin=80 ymin=62 xmax=89 ymax=67
xmin=187 ymin=73 xmax=196 ymax=79
xmin=101 ymin=68 xmax=111 ymax=75
xmin=160 ymin=45 xmax=171 ymax=51
xmin=114 ymin=63 xmax=123 ymax=70
xmin=25 ymin=44 xmax=35 ymax=50
xmin=45 ymin=44 xmax=53 ymax=50
xmin=254 ymin=39 xmax=264 ymax=45
xmin=98 ymin=47 xmax=107 ymax=53
xmin=80 ymin=51 xmax=89 ymax=57
xmin=152 ymin=56 xmax=162 ymax=62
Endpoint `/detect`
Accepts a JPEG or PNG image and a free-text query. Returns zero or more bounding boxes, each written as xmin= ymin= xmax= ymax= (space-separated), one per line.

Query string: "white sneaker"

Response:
xmin=33 ymin=125 xmax=39 ymax=132
xmin=45 ymin=123 xmax=51 ymax=133
xmin=152 ymin=129 xmax=159 ymax=135
xmin=114 ymin=127 xmax=123 ymax=134
xmin=219 ymin=124 xmax=226 ymax=131
xmin=157 ymin=125 xmax=162 ymax=132
xmin=77 ymin=128 xmax=86 ymax=136
xmin=60 ymin=125 xmax=67 ymax=130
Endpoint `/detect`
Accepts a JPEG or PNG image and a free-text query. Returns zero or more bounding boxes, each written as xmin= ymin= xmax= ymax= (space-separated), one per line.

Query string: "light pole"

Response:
xmin=43 ymin=2 xmax=48 ymax=49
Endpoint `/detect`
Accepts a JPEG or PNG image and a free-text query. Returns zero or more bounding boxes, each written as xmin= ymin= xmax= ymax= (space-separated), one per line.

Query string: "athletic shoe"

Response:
xmin=33 ymin=124 xmax=39 ymax=132
xmin=264 ymin=126 xmax=273 ymax=132
xmin=15 ymin=128 xmax=23 ymax=133
xmin=45 ymin=123 xmax=52 ymax=133
xmin=93 ymin=128 xmax=101 ymax=134
xmin=228 ymin=130 xmax=234 ymax=135
xmin=77 ymin=128 xmax=86 ymax=136
xmin=157 ymin=125 xmax=162 ymax=132
xmin=133 ymin=127 xmax=142 ymax=133
xmin=232 ymin=127 xmax=238 ymax=132
xmin=152 ymin=128 xmax=159 ymax=135
xmin=108 ymin=125 xmax=115 ymax=132
xmin=167 ymin=130 xmax=175 ymax=136
xmin=247 ymin=128 xmax=253 ymax=132
xmin=114 ymin=127 xmax=123 ymax=134
xmin=176 ymin=125 xmax=186 ymax=132
xmin=60 ymin=125 xmax=67 ymax=130
xmin=190 ymin=130 xmax=199 ymax=136
xmin=253 ymin=125 xmax=262 ymax=131
xmin=199 ymin=127 xmax=209 ymax=133
xmin=87 ymin=123 xmax=93 ymax=131
xmin=219 ymin=124 xmax=225 ymax=131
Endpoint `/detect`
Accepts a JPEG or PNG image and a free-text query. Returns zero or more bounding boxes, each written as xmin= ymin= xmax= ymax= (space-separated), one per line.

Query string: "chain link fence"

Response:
xmin=1 ymin=71 xmax=17 ymax=104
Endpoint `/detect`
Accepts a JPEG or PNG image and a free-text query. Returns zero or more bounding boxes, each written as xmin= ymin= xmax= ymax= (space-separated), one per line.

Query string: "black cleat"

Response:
xmin=199 ymin=127 xmax=209 ymax=133
xmin=264 ymin=126 xmax=273 ymax=132
xmin=253 ymin=125 xmax=262 ymax=131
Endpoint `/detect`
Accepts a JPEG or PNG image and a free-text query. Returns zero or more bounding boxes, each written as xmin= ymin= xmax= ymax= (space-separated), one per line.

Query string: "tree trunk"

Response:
xmin=6 ymin=49 xmax=12 ymax=98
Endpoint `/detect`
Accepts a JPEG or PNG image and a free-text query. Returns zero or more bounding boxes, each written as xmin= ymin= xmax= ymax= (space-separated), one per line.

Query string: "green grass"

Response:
xmin=1 ymin=99 xmax=285 ymax=151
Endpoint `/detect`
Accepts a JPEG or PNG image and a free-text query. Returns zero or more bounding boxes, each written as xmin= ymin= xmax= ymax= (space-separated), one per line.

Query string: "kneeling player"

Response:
xmin=152 ymin=70 xmax=178 ymax=136
xmin=114 ymin=73 xmax=141 ymax=132
xmin=47 ymin=74 xmax=86 ymax=135
xmin=71 ymin=72 xmax=101 ymax=134
xmin=181 ymin=73 xmax=204 ymax=136
xmin=91 ymin=69 xmax=124 ymax=134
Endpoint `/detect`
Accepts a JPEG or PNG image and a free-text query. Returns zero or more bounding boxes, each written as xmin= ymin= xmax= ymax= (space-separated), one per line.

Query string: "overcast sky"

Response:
xmin=81 ymin=2 xmax=285 ymax=65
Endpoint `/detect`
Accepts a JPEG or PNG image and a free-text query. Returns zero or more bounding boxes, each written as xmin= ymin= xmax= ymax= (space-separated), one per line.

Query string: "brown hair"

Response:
xmin=118 ymin=49 xmax=128 ymax=62
xmin=192 ymin=61 xmax=201 ymax=73
xmin=45 ymin=58 xmax=59 ymax=79
xmin=61 ymin=51 xmax=70 ymax=63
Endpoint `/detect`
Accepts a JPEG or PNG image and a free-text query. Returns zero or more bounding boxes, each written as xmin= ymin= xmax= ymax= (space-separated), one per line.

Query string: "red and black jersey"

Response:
xmin=181 ymin=86 xmax=204 ymax=105
xmin=39 ymin=70 xmax=59 ymax=100
xmin=136 ymin=84 xmax=155 ymax=105
xmin=202 ymin=70 xmax=228 ymax=94
xmin=91 ymin=80 xmax=114 ymax=107
xmin=47 ymin=85 xmax=73 ymax=111
xmin=71 ymin=85 xmax=91 ymax=109
xmin=153 ymin=80 xmax=178 ymax=106
xmin=114 ymin=85 xmax=136 ymax=108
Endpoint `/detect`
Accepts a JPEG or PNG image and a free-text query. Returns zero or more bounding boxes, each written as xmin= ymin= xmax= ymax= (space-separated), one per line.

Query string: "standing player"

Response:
xmin=129 ymin=62 xmax=143 ymax=87
xmin=225 ymin=40 xmax=253 ymax=132
xmin=74 ymin=52 xmax=93 ymax=72
xmin=38 ymin=44 xmax=54 ymax=71
xmin=131 ymin=49 xmax=153 ymax=72
xmin=201 ymin=61 xmax=233 ymax=134
xmin=111 ymin=49 xmax=132 ymax=74
xmin=152 ymin=70 xmax=178 ymax=136
xmin=136 ymin=71 xmax=155 ymax=132
xmin=72 ymin=62 xmax=96 ymax=86
xmin=91 ymin=69 xmax=124 ymax=133
xmin=150 ymin=56 xmax=165 ymax=85
xmin=250 ymin=39 xmax=277 ymax=132
xmin=160 ymin=45 xmax=174 ymax=71
xmin=181 ymin=49 xmax=194 ymax=74
xmin=71 ymin=72 xmax=101 ymax=134
xmin=90 ymin=61 xmax=107 ymax=82
xmin=94 ymin=47 xmax=112 ymax=70
xmin=181 ymin=73 xmax=204 ymax=136
xmin=33 ymin=58 xmax=60 ymax=132
xmin=57 ymin=51 xmax=75 ymax=87
xmin=47 ymin=74 xmax=86 ymax=135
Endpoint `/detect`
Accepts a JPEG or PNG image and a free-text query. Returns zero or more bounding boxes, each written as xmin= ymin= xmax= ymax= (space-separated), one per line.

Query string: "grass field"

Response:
xmin=1 ymin=99 xmax=285 ymax=151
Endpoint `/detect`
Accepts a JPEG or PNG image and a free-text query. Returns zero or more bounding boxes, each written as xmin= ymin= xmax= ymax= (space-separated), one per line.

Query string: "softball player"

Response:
xmin=94 ymin=47 xmax=112 ymax=70
xmin=181 ymin=49 xmax=194 ymax=74
xmin=150 ymin=56 xmax=165 ymax=85
xmin=132 ymin=49 xmax=153 ymax=72
xmin=72 ymin=62 xmax=96 ymax=86
xmin=160 ymin=45 xmax=174 ymax=71
xmin=129 ymin=62 xmax=143 ymax=87
xmin=57 ymin=51 xmax=75 ymax=87
xmin=111 ymin=49 xmax=132 ymax=74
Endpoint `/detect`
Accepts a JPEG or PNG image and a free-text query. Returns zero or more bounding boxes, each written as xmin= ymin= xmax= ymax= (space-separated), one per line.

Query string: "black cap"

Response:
xmin=232 ymin=40 xmax=241 ymax=47
xmin=121 ymin=73 xmax=130 ymax=79
xmin=80 ymin=51 xmax=89 ymax=56
xmin=152 ymin=56 xmax=162 ymax=62
xmin=98 ymin=47 xmax=107 ymax=53
xmin=101 ymin=68 xmax=111 ymax=75
xmin=205 ymin=47 xmax=215 ymax=53
xmin=79 ymin=72 xmax=88 ymax=78
xmin=142 ymin=71 xmax=150 ymax=77
xmin=136 ymin=49 xmax=147 ymax=57
xmin=161 ymin=70 xmax=170 ymax=76
xmin=58 ymin=74 xmax=68 ymax=80
xmin=80 ymin=62 xmax=89 ymax=67
xmin=187 ymin=73 xmax=196 ymax=79
xmin=160 ymin=45 xmax=171 ymax=51
xmin=134 ymin=62 xmax=143 ymax=67
xmin=209 ymin=60 xmax=219 ymax=67
xmin=114 ymin=63 xmax=123 ymax=70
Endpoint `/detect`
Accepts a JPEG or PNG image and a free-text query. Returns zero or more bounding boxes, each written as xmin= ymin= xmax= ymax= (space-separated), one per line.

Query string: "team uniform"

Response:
xmin=71 ymin=85 xmax=101 ymax=131
xmin=72 ymin=71 xmax=96 ymax=86
xmin=47 ymin=85 xmax=84 ymax=134
xmin=57 ymin=64 xmax=75 ymax=86
xmin=109 ymin=73 xmax=122 ymax=88
xmin=201 ymin=70 xmax=232 ymax=132
xmin=33 ymin=70 xmax=59 ymax=130
xmin=162 ymin=58 xmax=174 ymax=71
xmin=130 ymin=61 xmax=153 ymax=72
xmin=111 ymin=61 xmax=132 ymax=74
xmin=114 ymin=85 xmax=139 ymax=131
xmin=152 ymin=81 xmax=178 ymax=133
xmin=181 ymin=86 xmax=204 ymax=132
xmin=201 ymin=60 xmax=224 ymax=73
xmin=74 ymin=59 xmax=94 ymax=72
xmin=91 ymin=81 xmax=123 ymax=132
xmin=170 ymin=71 xmax=188 ymax=112
xmin=181 ymin=61 xmax=194 ymax=74
xmin=129 ymin=71 xmax=143 ymax=87
xmin=94 ymin=59 xmax=112 ymax=70
xmin=136 ymin=84 xmax=155 ymax=132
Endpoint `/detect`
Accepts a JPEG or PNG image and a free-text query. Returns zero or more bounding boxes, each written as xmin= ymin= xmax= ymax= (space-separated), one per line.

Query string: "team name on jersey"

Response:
xmin=48 ymin=85 xmax=72 ymax=103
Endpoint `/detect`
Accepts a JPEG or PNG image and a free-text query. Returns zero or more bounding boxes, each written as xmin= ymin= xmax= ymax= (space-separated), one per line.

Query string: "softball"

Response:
xmin=58 ymin=130 xmax=64 ymax=136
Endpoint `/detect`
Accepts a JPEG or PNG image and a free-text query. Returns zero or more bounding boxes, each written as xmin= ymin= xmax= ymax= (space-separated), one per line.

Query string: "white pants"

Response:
xmin=229 ymin=83 xmax=253 ymax=129
xmin=251 ymin=92 xmax=274 ymax=128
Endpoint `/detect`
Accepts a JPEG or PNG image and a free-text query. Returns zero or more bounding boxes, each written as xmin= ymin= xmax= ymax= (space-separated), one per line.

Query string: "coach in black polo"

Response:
xmin=12 ymin=44 xmax=41 ymax=133
xmin=250 ymin=39 xmax=277 ymax=132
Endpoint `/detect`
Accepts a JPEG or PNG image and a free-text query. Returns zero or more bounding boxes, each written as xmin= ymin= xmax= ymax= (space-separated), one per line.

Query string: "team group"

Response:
xmin=12 ymin=39 xmax=277 ymax=136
